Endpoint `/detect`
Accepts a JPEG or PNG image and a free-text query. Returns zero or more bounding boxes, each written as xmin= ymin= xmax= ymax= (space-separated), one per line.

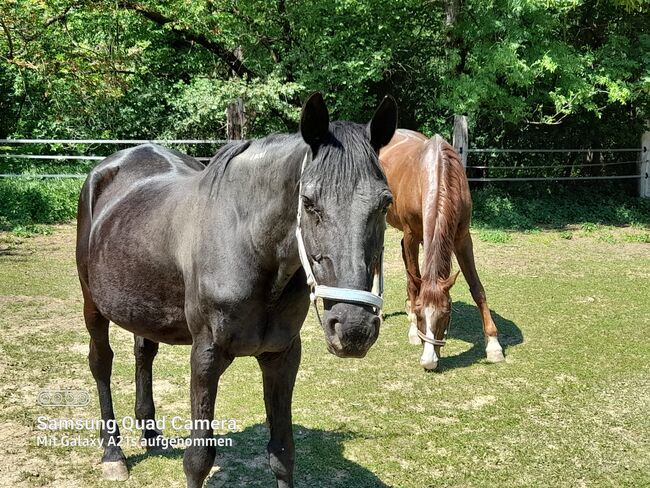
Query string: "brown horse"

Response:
xmin=379 ymin=129 xmax=504 ymax=370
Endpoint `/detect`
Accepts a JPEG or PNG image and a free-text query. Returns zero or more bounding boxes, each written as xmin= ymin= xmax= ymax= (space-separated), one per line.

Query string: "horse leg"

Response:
xmin=257 ymin=337 xmax=301 ymax=488
xmin=401 ymin=231 xmax=422 ymax=345
xmin=454 ymin=232 xmax=505 ymax=363
xmin=84 ymin=299 xmax=128 ymax=481
xmin=183 ymin=335 xmax=233 ymax=488
xmin=134 ymin=335 xmax=163 ymax=450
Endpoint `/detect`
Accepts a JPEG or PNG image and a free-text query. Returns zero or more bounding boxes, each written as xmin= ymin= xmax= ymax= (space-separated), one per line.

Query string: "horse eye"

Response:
xmin=379 ymin=195 xmax=393 ymax=213
xmin=302 ymin=197 xmax=323 ymax=222
xmin=301 ymin=196 xmax=315 ymax=209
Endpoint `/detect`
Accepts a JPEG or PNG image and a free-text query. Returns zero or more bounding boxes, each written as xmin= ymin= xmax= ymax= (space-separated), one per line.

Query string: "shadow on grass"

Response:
xmin=126 ymin=424 xmax=391 ymax=487
xmin=384 ymin=301 xmax=522 ymax=372
xmin=441 ymin=301 xmax=523 ymax=371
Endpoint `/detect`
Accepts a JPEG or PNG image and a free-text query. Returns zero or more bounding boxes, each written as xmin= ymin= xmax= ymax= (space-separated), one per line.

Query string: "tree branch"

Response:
xmin=44 ymin=5 xmax=74 ymax=28
xmin=119 ymin=1 xmax=257 ymax=79
xmin=0 ymin=18 xmax=13 ymax=59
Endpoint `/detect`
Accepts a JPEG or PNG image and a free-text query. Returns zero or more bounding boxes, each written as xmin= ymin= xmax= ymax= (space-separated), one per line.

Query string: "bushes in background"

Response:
xmin=471 ymin=186 xmax=650 ymax=230
xmin=1 ymin=178 xmax=648 ymax=233
xmin=0 ymin=179 xmax=82 ymax=231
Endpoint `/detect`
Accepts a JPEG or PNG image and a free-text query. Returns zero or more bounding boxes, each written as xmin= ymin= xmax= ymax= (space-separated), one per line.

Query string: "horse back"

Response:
xmin=380 ymin=130 xmax=429 ymax=236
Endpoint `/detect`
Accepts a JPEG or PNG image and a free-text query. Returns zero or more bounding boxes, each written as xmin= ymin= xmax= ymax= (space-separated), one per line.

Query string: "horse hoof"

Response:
xmin=102 ymin=460 xmax=129 ymax=481
xmin=486 ymin=349 xmax=505 ymax=363
xmin=420 ymin=359 xmax=438 ymax=371
xmin=422 ymin=362 xmax=438 ymax=371
xmin=408 ymin=324 xmax=421 ymax=345
xmin=485 ymin=337 xmax=504 ymax=363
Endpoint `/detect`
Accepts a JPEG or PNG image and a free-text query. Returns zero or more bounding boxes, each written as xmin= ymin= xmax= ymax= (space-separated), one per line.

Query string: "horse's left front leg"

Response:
xmin=257 ymin=337 xmax=301 ymax=488
xmin=454 ymin=231 xmax=505 ymax=363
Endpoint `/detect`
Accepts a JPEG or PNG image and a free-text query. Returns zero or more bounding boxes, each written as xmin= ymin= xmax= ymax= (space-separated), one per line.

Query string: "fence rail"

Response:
xmin=0 ymin=139 xmax=646 ymax=184
xmin=467 ymin=148 xmax=639 ymax=153
xmin=0 ymin=139 xmax=227 ymax=144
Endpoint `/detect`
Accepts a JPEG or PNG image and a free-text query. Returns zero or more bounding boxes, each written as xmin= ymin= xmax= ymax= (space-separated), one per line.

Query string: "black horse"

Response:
xmin=75 ymin=93 xmax=397 ymax=487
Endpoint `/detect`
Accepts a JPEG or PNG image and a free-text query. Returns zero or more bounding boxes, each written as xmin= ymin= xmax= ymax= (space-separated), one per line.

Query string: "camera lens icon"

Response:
xmin=38 ymin=389 xmax=90 ymax=407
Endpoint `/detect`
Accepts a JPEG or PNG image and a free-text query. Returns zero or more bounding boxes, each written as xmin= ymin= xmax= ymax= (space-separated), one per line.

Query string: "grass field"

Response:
xmin=0 ymin=223 xmax=649 ymax=487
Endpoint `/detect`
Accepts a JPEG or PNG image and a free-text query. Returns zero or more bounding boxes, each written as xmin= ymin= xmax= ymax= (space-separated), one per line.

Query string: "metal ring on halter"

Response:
xmin=295 ymin=151 xmax=385 ymax=320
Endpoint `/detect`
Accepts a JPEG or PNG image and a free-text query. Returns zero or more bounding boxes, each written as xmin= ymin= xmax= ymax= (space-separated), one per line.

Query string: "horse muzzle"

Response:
xmin=322 ymin=303 xmax=380 ymax=358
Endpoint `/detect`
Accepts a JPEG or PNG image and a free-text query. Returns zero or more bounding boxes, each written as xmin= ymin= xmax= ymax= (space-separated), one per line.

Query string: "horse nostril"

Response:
xmin=326 ymin=317 xmax=339 ymax=336
xmin=371 ymin=316 xmax=381 ymax=330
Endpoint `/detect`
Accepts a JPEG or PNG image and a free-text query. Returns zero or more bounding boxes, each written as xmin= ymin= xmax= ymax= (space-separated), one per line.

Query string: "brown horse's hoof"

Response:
xmin=408 ymin=323 xmax=421 ymax=345
xmin=485 ymin=337 xmax=505 ymax=363
xmin=486 ymin=350 xmax=505 ymax=363
xmin=102 ymin=460 xmax=129 ymax=481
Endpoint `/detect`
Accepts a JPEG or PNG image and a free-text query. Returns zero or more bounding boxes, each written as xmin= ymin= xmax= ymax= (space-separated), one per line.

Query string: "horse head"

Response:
xmin=413 ymin=271 xmax=460 ymax=370
xmin=296 ymin=93 xmax=397 ymax=358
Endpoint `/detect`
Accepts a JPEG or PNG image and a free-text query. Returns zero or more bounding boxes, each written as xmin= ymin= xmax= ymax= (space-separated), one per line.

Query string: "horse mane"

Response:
xmin=302 ymin=121 xmax=385 ymax=199
xmin=200 ymin=122 xmax=382 ymax=199
xmin=420 ymin=135 xmax=464 ymax=306
xmin=200 ymin=139 xmax=252 ymax=193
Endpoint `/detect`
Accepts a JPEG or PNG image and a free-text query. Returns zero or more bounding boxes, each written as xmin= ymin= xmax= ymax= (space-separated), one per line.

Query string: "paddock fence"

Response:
xmin=0 ymin=137 xmax=648 ymax=197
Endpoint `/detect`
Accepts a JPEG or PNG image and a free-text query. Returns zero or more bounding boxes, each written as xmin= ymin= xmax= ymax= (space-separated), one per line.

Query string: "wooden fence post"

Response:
xmin=226 ymin=98 xmax=246 ymax=140
xmin=452 ymin=115 xmax=468 ymax=168
xmin=641 ymin=131 xmax=650 ymax=198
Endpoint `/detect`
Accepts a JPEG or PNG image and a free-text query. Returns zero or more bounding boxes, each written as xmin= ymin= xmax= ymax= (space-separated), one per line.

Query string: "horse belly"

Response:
xmin=87 ymin=240 xmax=191 ymax=345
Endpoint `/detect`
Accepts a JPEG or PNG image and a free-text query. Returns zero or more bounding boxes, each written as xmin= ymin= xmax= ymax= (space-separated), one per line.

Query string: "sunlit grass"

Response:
xmin=0 ymin=223 xmax=649 ymax=487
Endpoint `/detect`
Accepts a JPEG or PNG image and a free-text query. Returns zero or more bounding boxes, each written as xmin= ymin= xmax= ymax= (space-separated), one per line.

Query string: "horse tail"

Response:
xmin=420 ymin=135 xmax=462 ymax=286
xmin=75 ymin=157 xmax=122 ymax=287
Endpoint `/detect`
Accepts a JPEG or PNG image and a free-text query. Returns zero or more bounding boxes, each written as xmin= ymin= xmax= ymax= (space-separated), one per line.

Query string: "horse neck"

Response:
xmin=421 ymin=137 xmax=458 ymax=288
xmin=199 ymin=136 xmax=306 ymax=269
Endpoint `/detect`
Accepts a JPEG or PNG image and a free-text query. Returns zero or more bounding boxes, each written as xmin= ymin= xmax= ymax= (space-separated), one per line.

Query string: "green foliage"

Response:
xmin=0 ymin=0 xmax=648 ymax=230
xmin=477 ymin=229 xmax=512 ymax=243
xmin=1 ymin=0 xmax=646 ymax=141
xmin=622 ymin=232 xmax=650 ymax=243
xmin=11 ymin=223 xmax=52 ymax=237
xmin=0 ymin=179 xmax=82 ymax=229
xmin=471 ymin=186 xmax=650 ymax=230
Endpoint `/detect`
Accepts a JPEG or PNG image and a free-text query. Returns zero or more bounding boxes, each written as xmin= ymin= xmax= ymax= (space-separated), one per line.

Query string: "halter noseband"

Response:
xmin=295 ymin=152 xmax=384 ymax=318
xmin=416 ymin=329 xmax=448 ymax=347
xmin=416 ymin=311 xmax=451 ymax=347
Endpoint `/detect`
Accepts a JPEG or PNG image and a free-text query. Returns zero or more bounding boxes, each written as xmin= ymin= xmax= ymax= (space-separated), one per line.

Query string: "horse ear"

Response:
xmin=300 ymin=92 xmax=330 ymax=148
xmin=441 ymin=271 xmax=460 ymax=291
xmin=368 ymin=95 xmax=398 ymax=152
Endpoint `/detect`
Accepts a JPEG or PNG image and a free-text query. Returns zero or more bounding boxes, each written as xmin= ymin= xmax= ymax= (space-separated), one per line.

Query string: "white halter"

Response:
xmin=295 ymin=152 xmax=384 ymax=317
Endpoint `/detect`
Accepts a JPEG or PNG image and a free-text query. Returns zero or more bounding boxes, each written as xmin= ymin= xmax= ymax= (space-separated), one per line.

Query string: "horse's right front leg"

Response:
xmin=401 ymin=231 xmax=422 ymax=345
xmin=183 ymin=332 xmax=233 ymax=488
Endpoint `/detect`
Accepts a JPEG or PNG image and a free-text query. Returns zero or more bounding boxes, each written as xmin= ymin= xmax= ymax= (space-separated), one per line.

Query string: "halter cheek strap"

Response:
xmin=295 ymin=152 xmax=384 ymax=317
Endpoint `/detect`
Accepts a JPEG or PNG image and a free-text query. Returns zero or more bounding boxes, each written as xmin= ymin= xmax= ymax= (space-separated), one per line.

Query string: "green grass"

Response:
xmin=477 ymin=229 xmax=511 ymax=243
xmin=0 ymin=224 xmax=649 ymax=487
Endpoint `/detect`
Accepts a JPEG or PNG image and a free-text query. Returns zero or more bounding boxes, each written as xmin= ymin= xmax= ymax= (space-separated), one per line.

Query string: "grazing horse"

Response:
xmin=76 ymin=93 xmax=397 ymax=487
xmin=379 ymin=129 xmax=504 ymax=370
